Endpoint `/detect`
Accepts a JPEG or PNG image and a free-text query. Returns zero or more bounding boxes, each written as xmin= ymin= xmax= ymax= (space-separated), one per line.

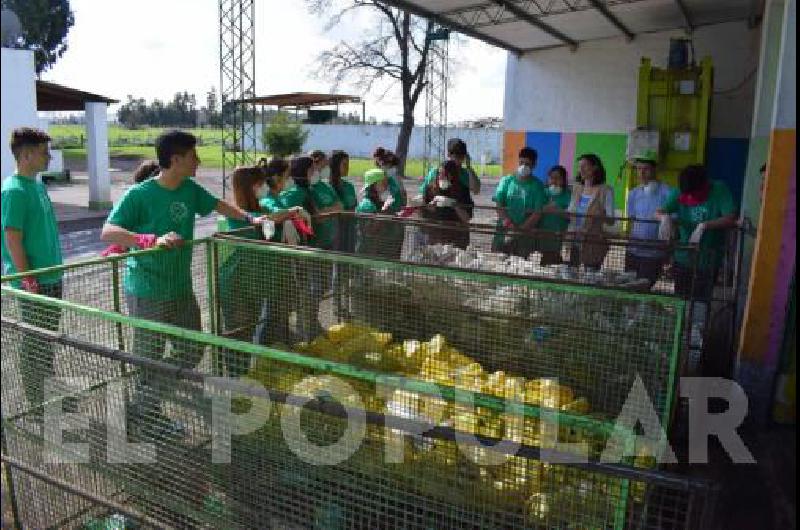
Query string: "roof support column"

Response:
xmin=85 ymin=101 xmax=111 ymax=210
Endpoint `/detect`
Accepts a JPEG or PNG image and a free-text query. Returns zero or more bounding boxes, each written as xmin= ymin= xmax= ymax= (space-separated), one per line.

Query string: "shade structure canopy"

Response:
xmin=234 ymin=92 xmax=362 ymax=109
xmin=378 ymin=0 xmax=758 ymax=53
xmin=36 ymin=80 xmax=118 ymax=112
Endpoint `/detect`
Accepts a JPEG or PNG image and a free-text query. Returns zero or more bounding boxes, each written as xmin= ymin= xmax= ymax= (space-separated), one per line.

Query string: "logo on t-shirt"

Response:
xmin=690 ymin=206 xmax=709 ymax=223
xmin=170 ymin=201 xmax=189 ymax=224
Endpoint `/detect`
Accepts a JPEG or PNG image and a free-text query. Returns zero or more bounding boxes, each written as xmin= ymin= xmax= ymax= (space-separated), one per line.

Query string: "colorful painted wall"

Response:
xmin=501 ymin=20 xmax=760 ymax=211
xmin=738 ymin=0 xmax=796 ymax=425
xmin=502 ymin=130 xmax=749 ymax=210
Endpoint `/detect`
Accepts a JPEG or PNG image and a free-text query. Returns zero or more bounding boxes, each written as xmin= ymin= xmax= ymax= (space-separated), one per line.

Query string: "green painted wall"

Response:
xmin=573 ymin=133 xmax=629 ymax=211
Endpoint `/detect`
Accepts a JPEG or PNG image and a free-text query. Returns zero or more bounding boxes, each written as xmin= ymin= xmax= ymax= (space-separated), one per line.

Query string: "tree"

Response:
xmin=205 ymin=87 xmax=220 ymax=127
xmin=263 ymin=112 xmax=309 ymax=157
xmin=306 ymin=0 xmax=434 ymax=176
xmin=2 ymin=0 xmax=75 ymax=74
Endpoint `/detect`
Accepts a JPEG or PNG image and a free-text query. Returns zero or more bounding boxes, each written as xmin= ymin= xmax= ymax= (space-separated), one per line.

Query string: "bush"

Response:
xmin=263 ymin=113 xmax=308 ymax=157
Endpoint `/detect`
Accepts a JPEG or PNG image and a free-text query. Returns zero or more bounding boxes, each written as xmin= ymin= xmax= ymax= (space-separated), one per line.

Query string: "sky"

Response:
xmin=43 ymin=0 xmax=508 ymax=123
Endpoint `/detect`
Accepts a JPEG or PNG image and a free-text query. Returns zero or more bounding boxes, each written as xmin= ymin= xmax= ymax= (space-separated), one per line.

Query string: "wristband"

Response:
xmin=244 ymin=213 xmax=256 ymax=225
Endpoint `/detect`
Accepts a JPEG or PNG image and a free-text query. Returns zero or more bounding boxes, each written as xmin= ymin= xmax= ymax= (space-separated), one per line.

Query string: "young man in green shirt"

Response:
xmin=1 ymin=127 xmax=64 ymax=411
xmin=657 ymin=164 xmax=738 ymax=297
xmin=101 ymin=130 xmax=266 ymax=435
xmin=419 ymin=138 xmax=481 ymax=196
xmin=491 ymin=147 xmax=548 ymax=257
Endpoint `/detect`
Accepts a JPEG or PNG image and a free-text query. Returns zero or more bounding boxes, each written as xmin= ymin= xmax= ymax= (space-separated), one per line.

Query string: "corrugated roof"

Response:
xmin=234 ymin=92 xmax=363 ymax=108
xmin=379 ymin=0 xmax=758 ymax=53
xmin=36 ymin=80 xmax=118 ymax=111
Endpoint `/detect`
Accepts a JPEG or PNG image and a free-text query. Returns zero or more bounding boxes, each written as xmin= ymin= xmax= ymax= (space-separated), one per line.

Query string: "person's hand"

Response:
xmin=134 ymin=233 xmax=158 ymax=249
xmin=382 ymin=196 xmax=395 ymax=211
xmin=251 ymin=215 xmax=269 ymax=226
xmin=689 ymin=222 xmax=707 ymax=244
xmin=288 ymin=206 xmax=304 ymax=218
xmin=433 ymin=196 xmax=456 ymax=207
xmin=21 ymin=276 xmax=39 ymax=294
xmin=155 ymin=232 xmax=182 ymax=249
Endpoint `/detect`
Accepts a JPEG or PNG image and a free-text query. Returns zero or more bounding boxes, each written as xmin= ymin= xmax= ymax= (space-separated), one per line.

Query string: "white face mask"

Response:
xmin=256 ymin=185 xmax=269 ymax=199
xmin=438 ymin=179 xmax=451 ymax=190
xmin=549 ymin=185 xmax=563 ymax=196
xmin=379 ymin=189 xmax=391 ymax=203
xmin=516 ymin=165 xmax=532 ymax=179
xmin=319 ymin=166 xmax=331 ymax=181
xmin=309 ymin=170 xmax=321 ymax=185
xmin=386 ymin=167 xmax=398 ymax=178
xmin=644 ymin=181 xmax=659 ymax=195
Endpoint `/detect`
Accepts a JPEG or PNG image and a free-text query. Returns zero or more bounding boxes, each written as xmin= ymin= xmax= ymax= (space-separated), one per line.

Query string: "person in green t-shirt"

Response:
xmin=329 ymin=150 xmax=359 ymax=320
xmin=355 ymin=168 xmax=394 ymax=258
xmin=280 ymin=155 xmax=343 ymax=340
xmin=539 ymin=165 xmax=572 ymax=265
xmin=491 ymin=147 xmax=548 ymax=258
xmin=101 ymin=130 xmax=267 ymax=431
xmin=375 ymin=151 xmax=407 ymax=259
xmin=419 ymin=138 xmax=481 ymax=197
xmin=1 ymin=127 xmax=65 ymax=410
xmin=329 ymin=150 xmax=358 ymax=252
xmin=657 ymin=164 xmax=738 ymax=299
xmin=219 ymin=160 xmax=305 ymax=373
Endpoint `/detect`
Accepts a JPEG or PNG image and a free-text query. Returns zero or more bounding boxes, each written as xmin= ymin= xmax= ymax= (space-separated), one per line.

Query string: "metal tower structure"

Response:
xmin=423 ymin=27 xmax=450 ymax=177
xmin=219 ymin=0 xmax=257 ymax=198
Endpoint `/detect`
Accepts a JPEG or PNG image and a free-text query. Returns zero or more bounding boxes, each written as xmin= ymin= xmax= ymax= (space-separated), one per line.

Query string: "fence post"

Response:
xmin=112 ymin=260 xmax=125 ymax=351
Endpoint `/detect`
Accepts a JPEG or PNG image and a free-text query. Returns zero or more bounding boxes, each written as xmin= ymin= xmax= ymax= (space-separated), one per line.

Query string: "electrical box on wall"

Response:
xmin=631 ymin=56 xmax=714 ymax=190
xmin=626 ymin=129 xmax=660 ymax=159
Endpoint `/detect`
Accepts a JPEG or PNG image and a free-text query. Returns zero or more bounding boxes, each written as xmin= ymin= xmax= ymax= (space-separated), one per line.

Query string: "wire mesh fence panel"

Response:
xmin=210 ymin=238 xmax=684 ymax=426
xmin=1 ymin=240 xmax=717 ymax=529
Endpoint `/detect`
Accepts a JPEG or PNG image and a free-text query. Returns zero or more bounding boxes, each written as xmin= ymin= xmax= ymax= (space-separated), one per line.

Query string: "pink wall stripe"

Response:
xmin=559 ymin=133 xmax=577 ymax=180
xmin=765 ymin=156 xmax=797 ymax=366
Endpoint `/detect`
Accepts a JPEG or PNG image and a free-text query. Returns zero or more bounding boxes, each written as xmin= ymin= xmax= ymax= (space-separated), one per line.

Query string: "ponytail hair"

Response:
xmin=132 ymin=160 xmax=159 ymax=183
xmin=262 ymin=157 xmax=289 ymax=191
xmin=329 ymin=150 xmax=349 ymax=190
xmin=290 ymin=156 xmax=318 ymax=215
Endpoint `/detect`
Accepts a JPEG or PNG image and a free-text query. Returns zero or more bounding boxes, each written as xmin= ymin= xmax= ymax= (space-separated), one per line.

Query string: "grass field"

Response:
xmin=51 ymin=124 xmax=503 ymax=177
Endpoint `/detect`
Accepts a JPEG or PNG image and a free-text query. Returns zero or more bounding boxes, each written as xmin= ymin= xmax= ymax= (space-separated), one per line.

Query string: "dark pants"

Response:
xmin=625 ymin=252 xmax=666 ymax=288
xmin=126 ymin=293 xmax=204 ymax=415
xmin=19 ymin=282 xmax=63 ymax=410
xmin=674 ymin=263 xmax=717 ymax=301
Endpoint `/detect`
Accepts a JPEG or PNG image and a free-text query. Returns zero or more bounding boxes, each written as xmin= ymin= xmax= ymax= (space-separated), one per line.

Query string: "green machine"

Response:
xmin=623 ymin=49 xmax=714 ymax=201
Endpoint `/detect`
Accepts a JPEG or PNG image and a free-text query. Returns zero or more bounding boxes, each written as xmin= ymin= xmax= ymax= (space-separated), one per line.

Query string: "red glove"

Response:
xmin=291 ymin=218 xmax=315 ymax=237
xmin=21 ymin=276 xmax=39 ymax=293
xmin=135 ymin=234 xmax=158 ymax=249
xmin=101 ymin=244 xmax=126 ymax=257
xmin=398 ymin=206 xmax=417 ymax=218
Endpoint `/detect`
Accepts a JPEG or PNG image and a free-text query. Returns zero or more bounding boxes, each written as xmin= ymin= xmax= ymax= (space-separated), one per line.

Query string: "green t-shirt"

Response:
xmin=333 ymin=180 xmax=358 ymax=211
xmin=107 ymin=177 xmax=219 ymax=299
xmin=492 ymin=175 xmax=547 ymax=225
xmin=662 ymin=180 xmax=736 ymax=268
xmin=356 ymin=197 xmax=379 ymax=214
xmin=1 ymin=175 xmax=63 ymax=285
xmin=539 ymin=187 xmax=572 ymax=233
xmin=355 ymin=198 xmax=380 ymax=256
xmin=280 ymin=183 xmax=340 ymax=249
xmin=386 ymin=175 xmax=407 ymax=213
xmin=420 ymin=166 xmax=474 ymax=195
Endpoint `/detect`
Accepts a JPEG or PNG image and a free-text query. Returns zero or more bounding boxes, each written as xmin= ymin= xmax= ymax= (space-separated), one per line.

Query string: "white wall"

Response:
xmin=503 ymin=21 xmax=761 ymax=138
xmin=248 ymin=123 xmax=503 ymax=162
xmin=1 ymin=48 xmax=39 ymax=178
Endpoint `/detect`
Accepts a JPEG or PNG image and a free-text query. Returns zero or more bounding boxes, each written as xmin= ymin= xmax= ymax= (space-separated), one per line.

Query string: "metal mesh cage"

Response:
xmin=1 ymin=240 xmax=718 ymax=529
